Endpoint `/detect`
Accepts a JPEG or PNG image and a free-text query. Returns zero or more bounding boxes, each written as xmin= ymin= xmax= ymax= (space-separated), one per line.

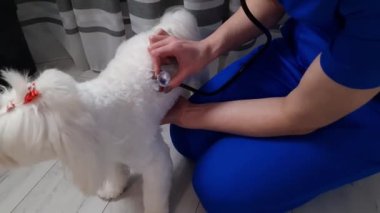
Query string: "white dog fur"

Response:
xmin=0 ymin=8 xmax=199 ymax=213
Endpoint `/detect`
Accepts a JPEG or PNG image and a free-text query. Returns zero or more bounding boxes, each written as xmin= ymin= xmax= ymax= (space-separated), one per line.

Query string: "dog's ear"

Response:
xmin=0 ymin=70 xmax=29 ymax=106
xmin=0 ymin=70 xmax=53 ymax=166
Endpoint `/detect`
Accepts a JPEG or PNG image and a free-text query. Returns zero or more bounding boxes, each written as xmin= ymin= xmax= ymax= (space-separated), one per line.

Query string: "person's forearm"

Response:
xmin=202 ymin=0 xmax=284 ymax=60
xmin=179 ymin=98 xmax=313 ymax=137
xmin=177 ymin=54 xmax=380 ymax=137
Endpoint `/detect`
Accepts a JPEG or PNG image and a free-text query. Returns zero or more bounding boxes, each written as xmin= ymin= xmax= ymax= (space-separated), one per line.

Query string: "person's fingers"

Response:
xmin=149 ymin=34 xmax=169 ymax=44
xmin=164 ymin=69 xmax=188 ymax=92
xmin=148 ymin=37 xmax=177 ymax=71
xmin=162 ymin=57 xmax=177 ymax=65
xmin=148 ymin=31 xmax=180 ymax=81
xmin=148 ymin=37 xmax=171 ymax=51
xmin=149 ymin=29 xmax=170 ymax=44
xmin=156 ymin=29 xmax=169 ymax=36
xmin=151 ymin=56 xmax=161 ymax=76
xmin=149 ymin=45 xmax=177 ymax=76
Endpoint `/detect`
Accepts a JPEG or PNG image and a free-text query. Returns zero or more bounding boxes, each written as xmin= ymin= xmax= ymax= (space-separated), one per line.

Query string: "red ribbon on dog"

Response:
xmin=24 ymin=82 xmax=40 ymax=104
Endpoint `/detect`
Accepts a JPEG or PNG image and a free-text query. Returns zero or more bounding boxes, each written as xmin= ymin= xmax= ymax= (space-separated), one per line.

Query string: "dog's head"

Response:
xmin=0 ymin=69 xmax=105 ymax=194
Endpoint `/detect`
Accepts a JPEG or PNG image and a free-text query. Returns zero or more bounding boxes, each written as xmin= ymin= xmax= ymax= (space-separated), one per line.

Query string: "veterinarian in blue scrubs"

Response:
xmin=148 ymin=0 xmax=380 ymax=212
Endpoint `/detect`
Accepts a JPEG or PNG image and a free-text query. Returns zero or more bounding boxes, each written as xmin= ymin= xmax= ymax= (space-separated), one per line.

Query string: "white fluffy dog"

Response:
xmin=0 ymin=8 xmax=199 ymax=213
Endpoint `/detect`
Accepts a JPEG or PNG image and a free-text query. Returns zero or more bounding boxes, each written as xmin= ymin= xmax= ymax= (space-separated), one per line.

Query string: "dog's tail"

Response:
xmin=156 ymin=7 xmax=200 ymax=40
xmin=0 ymin=69 xmax=106 ymax=195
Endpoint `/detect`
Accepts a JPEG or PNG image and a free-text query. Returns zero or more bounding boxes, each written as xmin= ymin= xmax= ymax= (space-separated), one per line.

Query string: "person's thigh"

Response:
xmin=193 ymin=128 xmax=380 ymax=213
xmin=171 ymin=39 xmax=304 ymax=160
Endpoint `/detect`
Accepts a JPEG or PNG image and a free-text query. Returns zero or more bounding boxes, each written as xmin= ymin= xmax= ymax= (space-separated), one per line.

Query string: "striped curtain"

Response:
xmin=16 ymin=0 xmax=258 ymax=73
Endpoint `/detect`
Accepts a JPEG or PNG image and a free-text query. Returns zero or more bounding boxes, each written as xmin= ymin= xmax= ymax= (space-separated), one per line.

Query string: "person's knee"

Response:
xmin=193 ymin=162 xmax=272 ymax=213
xmin=192 ymin=167 xmax=234 ymax=212
xmin=192 ymin=138 xmax=290 ymax=213
xmin=191 ymin=148 xmax=266 ymax=212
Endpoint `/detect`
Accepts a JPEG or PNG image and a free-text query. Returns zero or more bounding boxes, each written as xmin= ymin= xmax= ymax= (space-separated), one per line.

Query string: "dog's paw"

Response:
xmin=97 ymin=180 xmax=125 ymax=200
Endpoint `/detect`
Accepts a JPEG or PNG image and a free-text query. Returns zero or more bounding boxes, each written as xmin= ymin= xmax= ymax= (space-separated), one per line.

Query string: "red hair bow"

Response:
xmin=24 ymin=82 xmax=40 ymax=104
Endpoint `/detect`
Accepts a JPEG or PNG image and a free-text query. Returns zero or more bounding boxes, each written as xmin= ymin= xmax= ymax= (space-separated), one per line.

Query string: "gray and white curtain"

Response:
xmin=16 ymin=0 xmax=267 ymax=73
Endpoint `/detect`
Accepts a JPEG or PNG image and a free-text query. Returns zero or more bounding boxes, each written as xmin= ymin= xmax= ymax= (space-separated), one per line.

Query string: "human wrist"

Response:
xmin=199 ymin=37 xmax=223 ymax=63
xmin=175 ymin=102 xmax=204 ymax=129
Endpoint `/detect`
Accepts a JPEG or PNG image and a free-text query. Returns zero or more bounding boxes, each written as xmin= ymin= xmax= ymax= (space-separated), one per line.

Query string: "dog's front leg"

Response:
xmin=141 ymin=150 xmax=173 ymax=213
xmin=97 ymin=163 xmax=130 ymax=200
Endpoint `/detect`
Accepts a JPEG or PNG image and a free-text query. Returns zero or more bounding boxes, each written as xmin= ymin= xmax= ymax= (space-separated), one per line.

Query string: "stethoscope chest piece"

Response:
xmin=152 ymin=69 xmax=172 ymax=92
xmin=157 ymin=70 xmax=171 ymax=87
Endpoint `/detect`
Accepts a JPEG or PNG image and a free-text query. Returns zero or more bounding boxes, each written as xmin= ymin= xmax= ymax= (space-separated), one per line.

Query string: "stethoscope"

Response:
xmin=156 ymin=0 xmax=272 ymax=96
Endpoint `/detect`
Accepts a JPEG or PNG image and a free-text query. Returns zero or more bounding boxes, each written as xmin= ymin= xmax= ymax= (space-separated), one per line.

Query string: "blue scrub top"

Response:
xmin=278 ymin=0 xmax=380 ymax=89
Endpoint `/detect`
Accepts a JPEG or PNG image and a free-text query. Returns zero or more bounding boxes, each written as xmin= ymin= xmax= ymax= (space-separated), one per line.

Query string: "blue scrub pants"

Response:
xmin=170 ymin=39 xmax=380 ymax=213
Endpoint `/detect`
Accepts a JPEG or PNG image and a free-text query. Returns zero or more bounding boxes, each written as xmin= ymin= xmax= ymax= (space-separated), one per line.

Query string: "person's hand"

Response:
xmin=161 ymin=96 xmax=191 ymax=125
xmin=148 ymin=29 xmax=212 ymax=92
